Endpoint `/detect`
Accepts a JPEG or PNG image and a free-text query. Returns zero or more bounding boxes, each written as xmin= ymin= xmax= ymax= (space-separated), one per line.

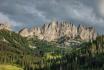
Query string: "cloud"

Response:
xmin=22 ymin=5 xmax=50 ymax=22
xmin=0 ymin=12 xmax=22 ymax=27
xmin=0 ymin=0 xmax=50 ymax=25
xmin=60 ymin=1 xmax=104 ymax=26
xmin=98 ymin=0 xmax=104 ymax=17
xmin=0 ymin=0 xmax=104 ymax=33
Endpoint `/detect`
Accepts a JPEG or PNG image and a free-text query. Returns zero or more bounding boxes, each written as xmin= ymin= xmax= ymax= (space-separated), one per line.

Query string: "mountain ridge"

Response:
xmin=0 ymin=21 xmax=104 ymax=70
xmin=19 ymin=21 xmax=97 ymax=42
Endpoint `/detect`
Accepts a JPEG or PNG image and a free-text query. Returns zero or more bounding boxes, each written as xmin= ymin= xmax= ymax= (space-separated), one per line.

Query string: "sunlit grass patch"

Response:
xmin=0 ymin=64 xmax=23 ymax=70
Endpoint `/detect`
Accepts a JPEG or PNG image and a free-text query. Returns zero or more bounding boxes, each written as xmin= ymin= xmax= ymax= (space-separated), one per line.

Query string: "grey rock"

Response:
xmin=0 ymin=23 xmax=11 ymax=30
xmin=19 ymin=21 xmax=97 ymax=41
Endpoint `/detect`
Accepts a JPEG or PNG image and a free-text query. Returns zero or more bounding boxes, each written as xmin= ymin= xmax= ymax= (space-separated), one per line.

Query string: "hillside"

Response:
xmin=0 ymin=29 xmax=73 ymax=70
xmin=0 ymin=65 xmax=23 ymax=70
xmin=0 ymin=29 xmax=43 ymax=70
xmin=0 ymin=27 xmax=104 ymax=70
xmin=54 ymin=35 xmax=104 ymax=70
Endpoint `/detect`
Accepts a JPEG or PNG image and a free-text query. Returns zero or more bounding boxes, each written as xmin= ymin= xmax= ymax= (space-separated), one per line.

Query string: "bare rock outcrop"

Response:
xmin=19 ymin=21 xmax=97 ymax=41
xmin=0 ymin=23 xmax=11 ymax=30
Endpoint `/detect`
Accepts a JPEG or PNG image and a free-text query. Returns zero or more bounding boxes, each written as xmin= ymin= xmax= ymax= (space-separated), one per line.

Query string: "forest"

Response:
xmin=0 ymin=29 xmax=104 ymax=70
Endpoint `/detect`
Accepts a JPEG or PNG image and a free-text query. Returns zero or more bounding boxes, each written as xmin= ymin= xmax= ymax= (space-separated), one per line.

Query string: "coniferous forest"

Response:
xmin=0 ymin=29 xmax=104 ymax=70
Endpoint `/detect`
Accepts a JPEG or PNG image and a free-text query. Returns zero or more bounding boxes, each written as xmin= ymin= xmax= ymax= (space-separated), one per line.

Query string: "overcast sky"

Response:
xmin=0 ymin=0 xmax=104 ymax=33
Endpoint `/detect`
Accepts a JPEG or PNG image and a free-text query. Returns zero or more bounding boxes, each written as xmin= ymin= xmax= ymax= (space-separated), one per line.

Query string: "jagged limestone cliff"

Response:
xmin=0 ymin=23 xmax=11 ymax=30
xmin=19 ymin=21 xmax=97 ymax=41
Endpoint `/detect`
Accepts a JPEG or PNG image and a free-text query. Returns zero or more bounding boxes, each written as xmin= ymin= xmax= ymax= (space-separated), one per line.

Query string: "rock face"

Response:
xmin=0 ymin=23 xmax=11 ymax=30
xmin=78 ymin=25 xmax=97 ymax=41
xmin=19 ymin=21 xmax=97 ymax=41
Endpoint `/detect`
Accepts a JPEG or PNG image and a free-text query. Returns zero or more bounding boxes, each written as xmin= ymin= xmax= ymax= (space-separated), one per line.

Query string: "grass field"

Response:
xmin=0 ymin=64 xmax=23 ymax=70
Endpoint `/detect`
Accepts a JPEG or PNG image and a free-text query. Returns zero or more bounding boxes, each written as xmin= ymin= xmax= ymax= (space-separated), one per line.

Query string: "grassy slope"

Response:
xmin=0 ymin=64 xmax=23 ymax=70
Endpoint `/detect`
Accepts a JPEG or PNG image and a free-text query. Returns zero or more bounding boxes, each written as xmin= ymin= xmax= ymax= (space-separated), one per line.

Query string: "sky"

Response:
xmin=0 ymin=0 xmax=104 ymax=34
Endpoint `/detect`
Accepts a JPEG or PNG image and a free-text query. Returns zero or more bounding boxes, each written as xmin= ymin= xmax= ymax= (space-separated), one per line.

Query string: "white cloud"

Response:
xmin=98 ymin=0 xmax=104 ymax=17
xmin=0 ymin=0 xmax=104 ymax=33
xmin=0 ymin=12 xmax=22 ymax=27
xmin=63 ymin=1 xmax=104 ymax=26
xmin=17 ymin=4 xmax=50 ymax=22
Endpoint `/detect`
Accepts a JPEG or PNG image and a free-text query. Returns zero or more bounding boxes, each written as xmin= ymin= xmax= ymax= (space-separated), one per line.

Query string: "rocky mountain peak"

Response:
xmin=0 ymin=23 xmax=11 ymax=30
xmin=19 ymin=21 xmax=97 ymax=41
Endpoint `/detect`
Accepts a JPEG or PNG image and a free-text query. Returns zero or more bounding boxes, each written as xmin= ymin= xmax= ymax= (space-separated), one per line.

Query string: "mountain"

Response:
xmin=19 ymin=21 xmax=97 ymax=42
xmin=0 ymin=28 xmax=73 ymax=70
xmin=0 ymin=22 xmax=104 ymax=70
xmin=0 ymin=23 xmax=11 ymax=30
